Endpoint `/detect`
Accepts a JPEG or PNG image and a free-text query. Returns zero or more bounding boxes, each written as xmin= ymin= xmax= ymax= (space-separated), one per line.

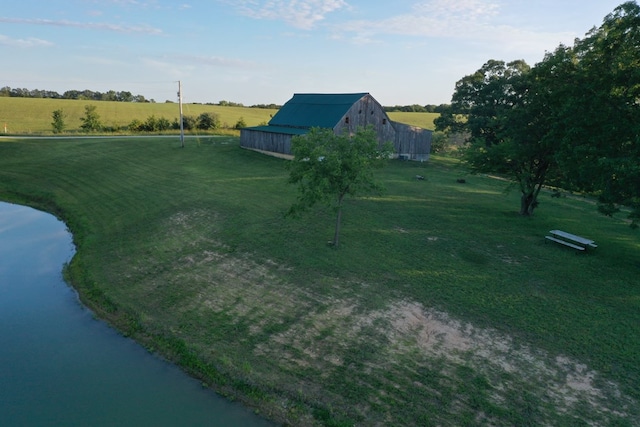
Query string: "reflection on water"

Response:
xmin=0 ymin=202 xmax=273 ymax=426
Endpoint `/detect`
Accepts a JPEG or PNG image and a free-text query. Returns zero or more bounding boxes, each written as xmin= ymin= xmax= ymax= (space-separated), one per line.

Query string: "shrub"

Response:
xmin=196 ymin=112 xmax=220 ymax=130
xmin=51 ymin=109 xmax=66 ymax=133
xmin=79 ymin=105 xmax=102 ymax=132
xmin=234 ymin=117 xmax=247 ymax=129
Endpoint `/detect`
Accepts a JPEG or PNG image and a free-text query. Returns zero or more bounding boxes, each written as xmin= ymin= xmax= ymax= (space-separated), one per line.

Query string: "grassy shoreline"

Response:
xmin=1 ymin=136 xmax=638 ymax=425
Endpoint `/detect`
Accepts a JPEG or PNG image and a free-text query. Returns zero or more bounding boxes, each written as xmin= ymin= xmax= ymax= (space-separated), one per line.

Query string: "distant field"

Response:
xmin=0 ymin=97 xmax=278 ymax=134
xmin=0 ymin=97 xmax=438 ymax=134
xmin=387 ymin=111 xmax=438 ymax=129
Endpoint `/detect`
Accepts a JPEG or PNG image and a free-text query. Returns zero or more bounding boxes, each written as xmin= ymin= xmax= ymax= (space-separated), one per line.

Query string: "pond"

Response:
xmin=0 ymin=202 xmax=273 ymax=426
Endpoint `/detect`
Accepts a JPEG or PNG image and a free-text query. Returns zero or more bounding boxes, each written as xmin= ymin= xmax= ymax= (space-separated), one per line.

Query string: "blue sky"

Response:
xmin=1 ymin=0 xmax=627 ymax=106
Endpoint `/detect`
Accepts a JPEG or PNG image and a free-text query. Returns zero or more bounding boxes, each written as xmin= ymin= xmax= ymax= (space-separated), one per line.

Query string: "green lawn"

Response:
xmin=0 ymin=136 xmax=638 ymax=426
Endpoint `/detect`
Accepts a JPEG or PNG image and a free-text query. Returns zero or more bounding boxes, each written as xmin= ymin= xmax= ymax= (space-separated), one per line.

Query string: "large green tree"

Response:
xmin=435 ymin=59 xmax=559 ymax=216
xmin=553 ymin=1 xmax=640 ymax=225
xmin=286 ymin=126 xmax=392 ymax=247
xmin=438 ymin=1 xmax=640 ymax=223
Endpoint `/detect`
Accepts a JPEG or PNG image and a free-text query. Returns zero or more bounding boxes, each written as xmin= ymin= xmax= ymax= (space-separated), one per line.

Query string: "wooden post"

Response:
xmin=178 ymin=81 xmax=184 ymax=148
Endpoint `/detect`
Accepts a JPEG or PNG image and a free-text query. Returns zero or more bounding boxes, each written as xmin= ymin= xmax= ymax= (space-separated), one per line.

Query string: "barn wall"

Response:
xmin=393 ymin=122 xmax=432 ymax=161
xmin=240 ymin=129 xmax=293 ymax=154
xmin=333 ymin=94 xmax=396 ymax=145
xmin=241 ymin=94 xmax=432 ymax=161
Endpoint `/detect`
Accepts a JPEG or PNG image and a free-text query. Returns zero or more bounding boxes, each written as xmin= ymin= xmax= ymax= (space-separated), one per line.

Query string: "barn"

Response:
xmin=240 ymin=93 xmax=432 ymax=161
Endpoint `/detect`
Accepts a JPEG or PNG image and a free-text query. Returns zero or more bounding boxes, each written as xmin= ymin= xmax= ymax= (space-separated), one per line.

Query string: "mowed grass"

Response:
xmin=0 ymin=97 xmax=437 ymax=134
xmin=0 ymin=136 xmax=638 ymax=426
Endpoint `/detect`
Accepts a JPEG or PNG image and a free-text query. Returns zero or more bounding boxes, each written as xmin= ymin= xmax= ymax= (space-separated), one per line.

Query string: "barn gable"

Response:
xmin=240 ymin=92 xmax=431 ymax=160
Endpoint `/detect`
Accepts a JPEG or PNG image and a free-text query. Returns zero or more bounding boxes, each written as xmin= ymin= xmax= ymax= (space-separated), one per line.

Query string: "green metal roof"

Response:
xmin=268 ymin=93 xmax=368 ymax=129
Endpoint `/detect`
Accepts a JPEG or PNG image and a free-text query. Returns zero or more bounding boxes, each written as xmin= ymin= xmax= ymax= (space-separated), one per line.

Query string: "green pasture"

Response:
xmin=387 ymin=111 xmax=438 ymax=129
xmin=0 ymin=97 xmax=278 ymax=134
xmin=0 ymin=136 xmax=637 ymax=426
xmin=0 ymin=97 xmax=436 ymax=134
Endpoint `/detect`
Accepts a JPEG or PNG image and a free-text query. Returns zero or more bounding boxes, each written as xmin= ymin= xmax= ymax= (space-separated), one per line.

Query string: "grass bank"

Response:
xmin=0 ymin=136 xmax=638 ymax=425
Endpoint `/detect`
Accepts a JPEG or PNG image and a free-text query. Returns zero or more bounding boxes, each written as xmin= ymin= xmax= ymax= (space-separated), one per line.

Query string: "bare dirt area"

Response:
xmin=124 ymin=210 xmax=638 ymax=425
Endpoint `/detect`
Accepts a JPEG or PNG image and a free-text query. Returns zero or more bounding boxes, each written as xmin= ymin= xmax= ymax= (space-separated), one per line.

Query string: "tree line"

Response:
xmin=384 ymin=104 xmax=449 ymax=113
xmin=435 ymin=1 xmax=640 ymax=227
xmin=1 ymin=87 xmax=153 ymax=103
xmin=1 ymin=86 xmax=448 ymax=112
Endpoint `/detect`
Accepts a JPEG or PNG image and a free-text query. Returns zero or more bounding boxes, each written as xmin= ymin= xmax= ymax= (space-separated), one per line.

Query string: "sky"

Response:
xmin=0 ymin=0 xmax=629 ymax=106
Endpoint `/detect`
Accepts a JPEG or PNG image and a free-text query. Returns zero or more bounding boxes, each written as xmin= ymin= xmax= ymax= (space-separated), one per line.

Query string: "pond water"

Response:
xmin=0 ymin=202 xmax=273 ymax=426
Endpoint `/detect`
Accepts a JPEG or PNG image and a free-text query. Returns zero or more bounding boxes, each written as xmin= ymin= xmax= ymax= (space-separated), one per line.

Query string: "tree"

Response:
xmin=436 ymin=2 xmax=640 ymax=224
xmin=174 ymin=115 xmax=196 ymax=131
xmin=51 ymin=109 xmax=66 ymax=134
xmin=196 ymin=112 xmax=220 ymax=130
xmin=79 ymin=105 xmax=102 ymax=132
xmin=436 ymin=59 xmax=559 ymax=216
xmin=286 ymin=127 xmax=393 ymax=247
xmin=118 ymin=91 xmax=133 ymax=102
xmin=552 ymin=1 xmax=640 ymax=226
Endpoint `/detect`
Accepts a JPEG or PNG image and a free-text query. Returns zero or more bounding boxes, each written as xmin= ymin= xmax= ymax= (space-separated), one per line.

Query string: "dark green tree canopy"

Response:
xmin=553 ymin=1 xmax=640 ymax=224
xmin=196 ymin=112 xmax=220 ymax=130
xmin=436 ymin=59 xmax=552 ymax=216
xmin=437 ymin=1 xmax=640 ymax=224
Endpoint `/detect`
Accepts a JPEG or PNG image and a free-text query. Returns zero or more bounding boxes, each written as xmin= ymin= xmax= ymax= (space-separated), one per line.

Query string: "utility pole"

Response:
xmin=178 ymin=81 xmax=184 ymax=148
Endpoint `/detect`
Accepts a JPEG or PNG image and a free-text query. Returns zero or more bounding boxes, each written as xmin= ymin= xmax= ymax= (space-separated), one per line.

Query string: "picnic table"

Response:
xmin=545 ymin=230 xmax=597 ymax=251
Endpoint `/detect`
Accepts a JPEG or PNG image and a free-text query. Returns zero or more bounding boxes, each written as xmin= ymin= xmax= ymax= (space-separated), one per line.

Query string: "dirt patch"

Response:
xmin=249 ymin=294 xmax=636 ymax=424
xmin=380 ymin=301 xmax=629 ymax=417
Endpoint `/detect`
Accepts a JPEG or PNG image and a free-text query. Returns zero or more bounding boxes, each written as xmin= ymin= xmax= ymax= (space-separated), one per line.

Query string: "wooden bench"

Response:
xmin=545 ymin=230 xmax=597 ymax=252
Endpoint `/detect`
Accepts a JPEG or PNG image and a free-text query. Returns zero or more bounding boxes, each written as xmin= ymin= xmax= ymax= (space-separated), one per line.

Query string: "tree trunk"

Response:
xmin=332 ymin=194 xmax=344 ymax=248
xmin=520 ymin=192 xmax=536 ymax=216
xmin=333 ymin=207 xmax=342 ymax=247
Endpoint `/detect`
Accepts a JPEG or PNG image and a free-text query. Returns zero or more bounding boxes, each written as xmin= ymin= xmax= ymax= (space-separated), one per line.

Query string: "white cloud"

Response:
xmin=226 ymin=0 xmax=349 ymax=29
xmin=415 ymin=0 xmax=499 ymax=21
xmin=338 ymin=0 xmax=501 ymax=39
xmin=0 ymin=17 xmax=163 ymax=35
xmin=0 ymin=34 xmax=53 ymax=48
xmin=335 ymin=0 xmax=576 ymax=56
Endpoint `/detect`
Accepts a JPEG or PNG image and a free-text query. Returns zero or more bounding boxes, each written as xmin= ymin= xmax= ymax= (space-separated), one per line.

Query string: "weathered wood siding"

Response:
xmin=240 ymin=129 xmax=293 ymax=155
xmin=240 ymin=93 xmax=432 ymax=161
xmin=392 ymin=122 xmax=432 ymax=161
xmin=333 ymin=94 xmax=396 ymax=145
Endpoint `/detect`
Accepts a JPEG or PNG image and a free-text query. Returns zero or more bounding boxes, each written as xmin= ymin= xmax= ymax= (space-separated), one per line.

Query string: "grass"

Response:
xmin=0 ymin=136 xmax=638 ymax=426
xmin=386 ymin=111 xmax=439 ymax=129
xmin=0 ymin=97 xmax=437 ymax=134
xmin=0 ymin=97 xmax=278 ymax=134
